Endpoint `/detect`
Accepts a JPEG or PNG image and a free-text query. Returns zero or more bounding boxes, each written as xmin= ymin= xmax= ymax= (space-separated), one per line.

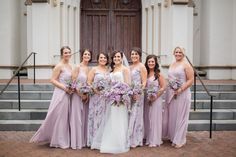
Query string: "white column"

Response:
xmin=171 ymin=5 xmax=193 ymax=63
xmin=200 ymin=0 xmax=235 ymax=79
xmin=0 ymin=0 xmax=21 ymax=79
xmin=28 ymin=3 xmax=51 ymax=79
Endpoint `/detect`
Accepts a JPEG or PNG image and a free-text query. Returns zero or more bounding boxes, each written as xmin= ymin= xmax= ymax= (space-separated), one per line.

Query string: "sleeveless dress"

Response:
xmin=87 ymin=71 xmax=109 ymax=147
xmin=30 ymin=68 xmax=72 ymax=149
xmin=70 ymin=68 xmax=88 ymax=149
xmin=128 ymin=68 xmax=144 ymax=147
xmin=166 ymin=64 xmax=191 ymax=145
xmin=144 ymin=76 xmax=163 ymax=146
xmin=91 ymin=71 xmax=130 ymax=154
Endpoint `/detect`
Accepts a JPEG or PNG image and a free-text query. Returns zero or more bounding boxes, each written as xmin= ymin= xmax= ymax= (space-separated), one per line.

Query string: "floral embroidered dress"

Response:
xmin=30 ymin=67 xmax=72 ymax=149
xmin=70 ymin=67 xmax=88 ymax=149
xmin=128 ymin=68 xmax=144 ymax=147
xmin=87 ymin=70 xmax=109 ymax=147
xmin=166 ymin=64 xmax=191 ymax=146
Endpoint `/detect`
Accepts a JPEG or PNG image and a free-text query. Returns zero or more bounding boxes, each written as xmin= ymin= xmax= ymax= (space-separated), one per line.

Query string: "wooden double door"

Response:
xmin=80 ymin=0 xmax=141 ymax=63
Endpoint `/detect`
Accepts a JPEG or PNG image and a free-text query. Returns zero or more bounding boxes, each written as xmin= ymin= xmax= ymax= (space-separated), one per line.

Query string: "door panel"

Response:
xmin=80 ymin=0 xmax=141 ymax=62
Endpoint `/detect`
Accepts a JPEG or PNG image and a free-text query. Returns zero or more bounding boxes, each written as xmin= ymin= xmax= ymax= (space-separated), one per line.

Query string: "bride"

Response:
xmin=91 ymin=50 xmax=130 ymax=154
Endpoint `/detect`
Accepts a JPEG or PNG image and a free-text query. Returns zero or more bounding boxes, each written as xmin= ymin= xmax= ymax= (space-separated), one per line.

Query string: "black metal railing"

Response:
xmin=0 ymin=52 xmax=37 ymax=111
xmin=185 ymin=56 xmax=215 ymax=138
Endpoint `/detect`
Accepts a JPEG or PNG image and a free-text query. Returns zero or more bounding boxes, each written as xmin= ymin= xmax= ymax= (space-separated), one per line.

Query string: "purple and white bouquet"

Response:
xmin=65 ymin=79 xmax=77 ymax=90
xmin=130 ymin=83 xmax=143 ymax=96
xmin=146 ymin=81 xmax=159 ymax=101
xmin=168 ymin=76 xmax=182 ymax=99
xmin=103 ymin=81 xmax=131 ymax=106
xmin=78 ymin=83 xmax=93 ymax=95
xmin=92 ymin=77 xmax=109 ymax=92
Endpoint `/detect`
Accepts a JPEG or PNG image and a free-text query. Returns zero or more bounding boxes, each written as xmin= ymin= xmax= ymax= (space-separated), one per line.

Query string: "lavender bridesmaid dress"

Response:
xmin=145 ymin=76 xmax=163 ymax=146
xmin=128 ymin=68 xmax=144 ymax=147
xmin=30 ymin=68 xmax=72 ymax=149
xmin=166 ymin=65 xmax=191 ymax=146
xmin=87 ymin=71 xmax=108 ymax=147
xmin=70 ymin=68 xmax=88 ymax=149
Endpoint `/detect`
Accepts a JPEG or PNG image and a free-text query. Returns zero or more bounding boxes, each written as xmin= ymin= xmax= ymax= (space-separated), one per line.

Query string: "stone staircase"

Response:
xmin=0 ymin=83 xmax=236 ymax=131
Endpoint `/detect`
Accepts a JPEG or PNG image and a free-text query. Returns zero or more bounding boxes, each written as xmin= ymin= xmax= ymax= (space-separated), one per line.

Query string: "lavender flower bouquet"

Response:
xmin=92 ymin=78 xmax=109 ymax=92
xmin=146 ymin=81 xmax=159 ymax=101
xmin=103 ymin=81 xmax=131 ymax=106
xmin=168 ymin=76 xmax=182 ymax=99
xmin=78 ymin=83 xmax=93 ymax=95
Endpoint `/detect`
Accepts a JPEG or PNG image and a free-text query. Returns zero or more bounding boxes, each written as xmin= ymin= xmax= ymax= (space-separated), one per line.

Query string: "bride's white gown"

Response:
xmin=91 ymin=71 xmax=130 ymax=154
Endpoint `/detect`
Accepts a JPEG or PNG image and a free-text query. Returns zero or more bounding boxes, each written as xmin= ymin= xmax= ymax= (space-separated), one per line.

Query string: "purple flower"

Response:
xmin=103 ymin=81 xmax=131 ymax=106
xmin=130 ymin=83 xmax=143 ymax=96
xmin=92 ymin=78 xmax=109 ymax=92
xmin=146 ymin=81 xmax=159 ymax=100
xmin=65 ymin=79 xmax=78 ymax=90
xmin=168 ymin=76 xmax=183 ymax=99
xmin=79 ymin=83 xmax=93 ymax=95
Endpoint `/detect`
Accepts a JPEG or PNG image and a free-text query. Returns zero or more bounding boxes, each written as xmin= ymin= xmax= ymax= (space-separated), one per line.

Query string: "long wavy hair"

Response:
xmin=110 ymin=50 xmax=123 ymax=72
xmin=145 ymin=54 xmax=160 ymax=80
xmin=80 ymin=48 xmax=92 ymax=62
xmin=97 ymin=52 xmax=109 ymax=66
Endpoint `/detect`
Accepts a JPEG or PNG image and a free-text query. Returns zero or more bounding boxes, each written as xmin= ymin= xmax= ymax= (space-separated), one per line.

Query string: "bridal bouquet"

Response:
xmin=146 ymin=81 xmax=159 ymax=101
xmin=168 ymin=76 xmax=182 ymax=99
xmin=103 ymin=81 xmax=131 ymax=106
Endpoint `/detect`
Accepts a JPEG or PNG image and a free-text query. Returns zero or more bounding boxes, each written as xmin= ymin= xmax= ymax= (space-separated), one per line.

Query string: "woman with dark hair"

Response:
xmin=70 ymin=49 xmax=92 ymax=149
xmin=87 ymin=52 xmax=110 ymax=147
xmin=30 ymin=46 xmax=73 ymax=149
xmin=92 ymin=50 xmax=130 ymax=153
xmin=144 ymin=55 xmax=166 ymax=147
xmin=128 ymin=47 xmax=147 ymax=147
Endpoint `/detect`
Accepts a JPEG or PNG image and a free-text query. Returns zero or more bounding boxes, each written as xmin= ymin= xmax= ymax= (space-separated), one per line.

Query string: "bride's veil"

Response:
xmin=122 ymin=53 xmax=131 ymax=85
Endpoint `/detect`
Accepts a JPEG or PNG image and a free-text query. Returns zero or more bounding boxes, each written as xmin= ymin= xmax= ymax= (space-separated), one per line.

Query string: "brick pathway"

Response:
xmin=0 ymin=131 xmax=236 ymax=157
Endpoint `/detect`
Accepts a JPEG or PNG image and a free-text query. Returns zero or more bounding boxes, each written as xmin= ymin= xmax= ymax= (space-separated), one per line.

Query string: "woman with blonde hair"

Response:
xmin=166 ymin=46 xmax=194 ymax=148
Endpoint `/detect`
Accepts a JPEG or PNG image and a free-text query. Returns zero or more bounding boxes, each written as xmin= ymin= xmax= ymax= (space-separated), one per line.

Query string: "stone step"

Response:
xmin=1 ymin=84 xmax=235 ymax=91
xmin=0 ymin=119 xmax=235 ymax=131
xmin=0 ymin=109 xmax=235 ymax=120
xmin=0 ymin=84 xmax=53 ymax=91
xmin=188 ymin=120 xmax=236 ymax=131
xmin=0 ymin=99 xmax=236 ymax=109
xmin=189 ymin=109 xmax=236 ymax=120
xmin=1 ymin=91 xmax=236 ymax=100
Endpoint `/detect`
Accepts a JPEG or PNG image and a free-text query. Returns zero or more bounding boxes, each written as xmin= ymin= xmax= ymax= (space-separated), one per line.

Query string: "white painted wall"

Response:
xmin=0 ymin=0 xmax=21 ymax=79
xmin=200 ymin=0 xmax=235 ymax=79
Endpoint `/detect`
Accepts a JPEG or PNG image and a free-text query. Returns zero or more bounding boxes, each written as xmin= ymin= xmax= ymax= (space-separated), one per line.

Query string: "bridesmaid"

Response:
xmin=166 ymin=46 xmax=194 ymax=148
xmin=144 ymin=55 xmax=166 ymax=147
xmin=128 ymin=47 xmax=147 ymax=147
xmin=30 ymin=46 xmax=73 ymax=149
xmin=70 ymin=49 xmax=92 ymax=149
xmin=87 ymin=52 xmax=110 ymax=147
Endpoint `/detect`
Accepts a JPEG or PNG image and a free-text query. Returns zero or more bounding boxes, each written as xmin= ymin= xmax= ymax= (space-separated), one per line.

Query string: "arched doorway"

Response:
xmin=80 ymin=0 xmax=141 ymax=63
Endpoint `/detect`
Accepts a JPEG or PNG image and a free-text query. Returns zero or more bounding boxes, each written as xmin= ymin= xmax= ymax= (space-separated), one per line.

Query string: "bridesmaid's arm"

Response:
xmin=123 ymin=67 xmax=131 ymax=85
xmin=50 ymin=64 xmax=68 ymax=92
xmin=177 ymin=63 xmax=194 ymax=94
xmin=87 ymin=67 xmax=95 ymax=86
xmin=72 ymin=65 xmax=80 ymax=82
xmin=157 ymin=73 xmax=167 ymax=98
xmin=140 ymin=64 xmax=148 ymax=89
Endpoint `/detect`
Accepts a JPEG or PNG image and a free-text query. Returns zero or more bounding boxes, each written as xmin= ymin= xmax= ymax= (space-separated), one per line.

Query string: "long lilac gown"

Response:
xmin=30 ymin=68 xmax=71 ymax=149
xmin=87 ymin=71 xmax=108 ymax=147
xmin=70 ymin=67 xmax=88 ymax=149
xmin=144 ymin=76 xmax=163 ymax=146
xmin=166 ymin=64 xmax=191 ymax=146
xmin=128 ymin=68 xmax=144 ymax=147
